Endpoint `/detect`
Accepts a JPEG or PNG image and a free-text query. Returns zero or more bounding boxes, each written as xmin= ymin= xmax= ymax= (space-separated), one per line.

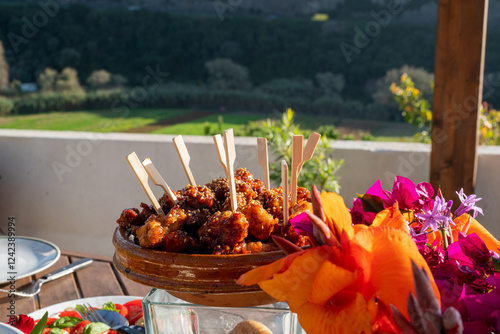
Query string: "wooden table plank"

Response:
xmin=70 ymin=256 xmax=125 ymax=297
xmin=0 ymin=275 xmax=37 ymax=323
xmin=36 ymin=256 xmax=80 ymax=308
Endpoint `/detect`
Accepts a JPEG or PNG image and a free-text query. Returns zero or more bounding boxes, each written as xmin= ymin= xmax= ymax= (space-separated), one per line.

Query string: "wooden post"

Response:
xmin=430 ymin=0 xmax=488 ymax=201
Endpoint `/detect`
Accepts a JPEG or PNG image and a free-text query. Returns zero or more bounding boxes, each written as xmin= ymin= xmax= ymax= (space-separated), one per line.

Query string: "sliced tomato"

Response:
xmin=46 ymin=318 xmax=58 ymax=326
xmin=69 ymin=320 xmax=91 ymax=334
xmin=101 ymin=330 xmax=119 ymax=334
xmin=115 ymin=304 xmax=128 ymax=319
xmin=123 ymin=300 xmax=143 ymax=325
xmin=58 ymin=310 xmax=82 ymax=319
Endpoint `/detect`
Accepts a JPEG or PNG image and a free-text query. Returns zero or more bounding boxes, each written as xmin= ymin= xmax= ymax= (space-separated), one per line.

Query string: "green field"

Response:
xmin=0 ymin=109 xmax=186 ymax=132
xmin=152 ymin=114 xmax=266 ymax=135
xmin=0 ymin=108 xmax=419 ymax=141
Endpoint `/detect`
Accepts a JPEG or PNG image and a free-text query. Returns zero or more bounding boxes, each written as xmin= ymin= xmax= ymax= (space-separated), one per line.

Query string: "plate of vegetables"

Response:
xmin=27 ymin=296 xmax=143 ymax=333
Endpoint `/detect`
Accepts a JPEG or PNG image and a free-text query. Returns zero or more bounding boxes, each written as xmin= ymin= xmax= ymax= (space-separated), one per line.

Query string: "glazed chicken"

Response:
xmin=118 ymin=168 xmax=312 ymax=254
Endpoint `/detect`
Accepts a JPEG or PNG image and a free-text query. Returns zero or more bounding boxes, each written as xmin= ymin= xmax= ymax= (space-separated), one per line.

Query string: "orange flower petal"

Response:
xmin=296 ymin=293 xmax=373 ymax=334
xmin=320 ymin=192 xmax=354 ymax=241
xmin=255 ymin=246 xmax=335 ymax=308
xmin=371 ymin=203 xmax=409 ymax=233
xmin=453 ymin=214 xmax=500 ymax=252
xmin=237 ymin=250 xmax=304 ymax=286
xmin=351 ymin=226 xmax=440 ymax=319
xmin=309 ymin=258 xmax=361 ymax=305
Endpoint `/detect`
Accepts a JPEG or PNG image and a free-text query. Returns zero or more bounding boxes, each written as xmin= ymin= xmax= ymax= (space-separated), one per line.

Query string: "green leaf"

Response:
xmin=492 ymin=256 xmax=500 ymax=270
xmin=50 ymin=328 xmax=65 ymax=334
xmin=82 ymin=322 xmax=111 ymax=334
xmin=357 ymin=194 xmax=385 ymax=213
xmin=30 ymin=312 xmax=48 ymax=334
xmin=50 ymin=316 xmax=82 ymax=328
xmin=102 ymin=301 xmax=118 ymax=313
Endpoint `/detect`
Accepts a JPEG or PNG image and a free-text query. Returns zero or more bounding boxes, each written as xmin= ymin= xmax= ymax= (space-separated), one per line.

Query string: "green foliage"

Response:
xmin=37 ymin=67 xmax=84 ymax=93
xmin=12 ymin=91 xmax=87 ymax=114
xmin=316 ymin=124 xmax=340 ymax=139
xmin=479 ymin=103 xmax=500 ymax=145
xmin=205 ymin=58 xmax=251 ymax=90
xmin=86 ymin=69 xmax=111 ymax=89
xmin=247 ymin=108 xmax=342 ymax=193
xmin=0 ymin=95 xmax=13 ymax=115
xmin=257 ymin=78 xmax=316 ymax=99
xmin=0 ymin=40 xmax=8 ymax=91
xmin=391 ymin=74 xmax=500 ymax=145
xmin=372 ymin=66 xmax=434 ymax=111
xmin=315 ymin=72 xmax=345 ymax=97
xmin=390 ymin=73 xmax=433 ymax=143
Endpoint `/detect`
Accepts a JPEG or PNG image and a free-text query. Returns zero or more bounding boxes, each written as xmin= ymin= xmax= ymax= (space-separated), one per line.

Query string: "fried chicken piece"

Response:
xmin=116 ymin=208 xmax=141 ymax=228
xmin=179 ymin=185 xmax=215 ymax=211
xmin=159 ymin=190 xmax=182 ymax=214
xmin=258 ymin=187 xmax=283 ymax=219
xmin=163 ymin=206 xmax=187 ymax=232
xmin=162 ymin=230 xmax=193 ymax=253
xmin=198 ymin=211 xmax=249 ymax=251
xmin=205 ymin=177 xmax=229 ymax=202
xmin=245 ymin=241 xmax=279 ymax=253
xmin=136 ymin=215 xmax=167 ymax=248
xmin=289 ymin=200 xmax=313 ymax=219
xmin=241 ymin=202 xmax=277 ymax=240
xmin=138 ymin=202 xmax=156 ymax=222
xmin=276 ymin=223 xmax=309 ymax=247
xmin=235 ymin=168 xmax=266 ymax=194
xmin=296 ymin=187 xmax=311 ymax=202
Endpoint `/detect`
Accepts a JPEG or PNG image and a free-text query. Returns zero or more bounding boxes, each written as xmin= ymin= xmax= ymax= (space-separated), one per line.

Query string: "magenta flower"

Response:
xmin=289 ymin=212 xmax=314 ymax=236
xmin=350 ymin=198 xmax=377 ymax=225
xmin=454 ymin=189 xmax=484 ymax=219
xmin=391 ymin=175 xmax=420 ymax=210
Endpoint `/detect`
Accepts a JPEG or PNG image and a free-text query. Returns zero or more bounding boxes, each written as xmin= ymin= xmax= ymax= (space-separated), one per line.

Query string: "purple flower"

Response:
xmin=454 ymin=189 xmax=484 ymax=219
xmin=415 ymin=196 xmax=452 ymax=231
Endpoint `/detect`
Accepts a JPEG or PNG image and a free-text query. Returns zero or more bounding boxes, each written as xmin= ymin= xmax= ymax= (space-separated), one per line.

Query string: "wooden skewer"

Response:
xmin=257 ymin=137 xmax=270 ymax=189
xmin=281 ymin=160 xmax=289 ymax=225
xmin=298 ymin=132 xmax=321 ymax=175
xmin=173 ymin=135 xmax=196 ymax=186
xmin=126 ymin=152 xmax=165 ymax=215
xmin=213 ymin=134 xmax=228 ymax=177
xmin=290 ymin=135 xmax=303 ymax=205
xmin=224 ymin=129 xmax=237 ymax=212
xmin=142 ymin=158 xmax=178 ymax=205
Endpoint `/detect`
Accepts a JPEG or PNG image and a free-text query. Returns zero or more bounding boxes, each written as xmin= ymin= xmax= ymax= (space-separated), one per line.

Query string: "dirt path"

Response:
xmin=122 ymin=110 xmax=215 ymax=133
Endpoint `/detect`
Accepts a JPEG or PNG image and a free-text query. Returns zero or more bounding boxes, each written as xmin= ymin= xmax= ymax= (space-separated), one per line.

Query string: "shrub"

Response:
xmin=258 ymin=78 xmax=316 ymax=99
xmin=86 ymin=69 xmax=111 ymax=89
xmin=317 ymin=124 xmax=340 ymax=139
xmin=0 ymin=96 xmax=14 ymax=115
xmin=205 ymin=58 xmax=251 ymax=90
xmin=12 ymin=91 xmax=87 ymax=114
xmin=37 ymin=67 xmax=84 ymax=93
xmin=315 ymin=72 xmax=345 ymax=97
xmin=372 ymin=65 xmax=434 ymax=110
xmin=246 ymin=108 xmax=343 ymax=192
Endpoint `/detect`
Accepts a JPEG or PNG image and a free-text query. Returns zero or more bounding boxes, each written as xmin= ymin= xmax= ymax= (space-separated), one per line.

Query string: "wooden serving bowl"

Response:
xmin=112 ymin=227 xmax=284 ymax=307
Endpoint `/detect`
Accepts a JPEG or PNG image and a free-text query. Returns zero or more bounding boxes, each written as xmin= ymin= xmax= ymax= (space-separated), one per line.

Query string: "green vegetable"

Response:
xmin=49 ymin=328 xmax=65 ymax=334
xmin=50 ymin=316 xmax=82 ymax=328
xmin=29 ymin=312 xmax=48 ymax=334
xmin=102 ymin=301 xmax=118 ymax=313
xmin=82 ymin=322 xmax=111 ymax=334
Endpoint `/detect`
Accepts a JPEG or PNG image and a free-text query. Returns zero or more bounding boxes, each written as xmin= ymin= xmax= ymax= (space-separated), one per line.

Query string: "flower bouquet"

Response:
xmin=238 ymin=176 xmax=500 ymax=334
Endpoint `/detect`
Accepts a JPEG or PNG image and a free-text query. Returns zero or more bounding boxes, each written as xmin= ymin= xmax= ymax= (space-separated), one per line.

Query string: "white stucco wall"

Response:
xmin=0 ymin=129 xmax=498 ymax=256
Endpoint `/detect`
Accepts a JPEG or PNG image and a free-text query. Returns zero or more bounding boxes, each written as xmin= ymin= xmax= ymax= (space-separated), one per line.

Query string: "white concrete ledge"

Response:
xmin=0 ymin=129 xmax=498 ymax=256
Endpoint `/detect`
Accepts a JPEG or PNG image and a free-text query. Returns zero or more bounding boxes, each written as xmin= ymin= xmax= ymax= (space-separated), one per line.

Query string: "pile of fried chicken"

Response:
xmin=117 ymin=168 xmax=312 ymax=254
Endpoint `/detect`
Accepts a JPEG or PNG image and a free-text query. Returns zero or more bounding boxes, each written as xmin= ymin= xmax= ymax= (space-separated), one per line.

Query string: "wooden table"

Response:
xmin=0 ymin=250 xmax=152 ymax=322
